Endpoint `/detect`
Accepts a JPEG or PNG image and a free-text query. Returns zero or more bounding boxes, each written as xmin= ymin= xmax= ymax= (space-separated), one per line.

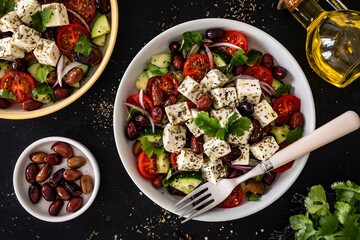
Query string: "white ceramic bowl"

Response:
xmin=113 ymin=18 xmax=316 ymax=222
xmin=13 ymin=136 xmax=100 ymax=222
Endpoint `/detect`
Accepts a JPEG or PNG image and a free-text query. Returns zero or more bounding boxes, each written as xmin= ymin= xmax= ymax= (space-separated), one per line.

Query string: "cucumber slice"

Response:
xmin=77 ymin=64 xmax=89 ymax=76
xmin=212 ymin=50 xmax=229 ymax=68
xmin=27 ymin=63 xmax=41 ymax=78
xmin=270 ymin=125 xmax=291 ymax=144
xmin=0 ymin=61 xmax=12 ymax=79
xmin=150 ymin=53 xmax=172 ymax=68
xmin=145 ymin=68 xmax=168 ymax=79
xmin=246 ymin=49 xmax=263 ymax=67
xmin=91 ymin=14 xmax=111 ymax=39
xmin=93 ymin=34 xmax=106 ymax=46
xmin=272 ymin=78 xmax=285 ymax=91
xmin=169 ymin=171 xmax=202 ymax=194
xmin=156 ymin=153 xmax=170 ymax=174
xmin=137 ymin=134 xmax=162 ymax=143
xmin=68 ymin=82 xmax=80 ymax=89
xmin=136 ymin=71 xmax=149 ymax=92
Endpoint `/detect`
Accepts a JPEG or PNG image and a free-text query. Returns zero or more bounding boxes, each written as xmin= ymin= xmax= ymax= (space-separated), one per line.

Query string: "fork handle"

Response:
xmin=266 ymin=111 xmax=360 ymax=170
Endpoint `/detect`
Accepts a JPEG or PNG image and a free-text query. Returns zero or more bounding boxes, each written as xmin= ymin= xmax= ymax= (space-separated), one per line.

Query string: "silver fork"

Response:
xmin=175 ymin=111 xmax=360 ymax=223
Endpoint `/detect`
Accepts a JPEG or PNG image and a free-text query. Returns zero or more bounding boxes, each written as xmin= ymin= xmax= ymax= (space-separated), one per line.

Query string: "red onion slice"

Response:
xmin=186 ymin=44 xmax=199 ymax=59
xmin=225 ymin=162 xmax=254 ymax=171
xmin=259 ymin=81 xmax=277 ymax=96
xmin=54 ymin=54 xmax=64 ymax=87
xmin=123 ymin=102 xmax=155 ymax=134
xmin=67 ymin=8 xmax=91 ymax=33
xmin=209 ymin=42 xmax=241 ymax=50
xmin=203 ymin=38 xmax=213 ymax=43
xmin=139 ymin=89 xmax=145 ymax=109
xmin=230 ymin=74 xmax=257 ymax=82
xmin=261 ymin=84 xmax=272 ymax=96
xmin=204 ymin=45 xmax=214 ymax=70
xmin=224 ymin=81 xmax=236 ymax=88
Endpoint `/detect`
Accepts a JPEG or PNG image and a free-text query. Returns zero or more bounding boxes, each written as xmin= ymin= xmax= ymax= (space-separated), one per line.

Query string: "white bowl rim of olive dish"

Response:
xmin=113 ymin=18 xmax=316 ymax=222
xmin=13 ymin=136 xmax=100 ymax=222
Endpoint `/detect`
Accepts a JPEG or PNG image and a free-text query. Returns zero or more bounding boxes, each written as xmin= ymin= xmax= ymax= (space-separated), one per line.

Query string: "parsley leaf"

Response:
xmin=290 ymin=214 xmax=317 ymax=239
xmin=304 ymin=185 xmax=330 ymax=218
xmin=0 ymin=0 xmax=14 ymax=17
xmin=75 ymin=34 xmax=93 ymax=56
xmin=146 ymin=63 xmax=167 ymax=76
xmin=286 ymin=127 xmax=303 ymax=144
xmin=228 ymin=116 xmax=251 ymax=137
xmin=179 ymin=32 xmax=203 ymax=51
xmin=215 ymin=128 xmax=227 ymax=141
xmin=228 ymin=49 xmax=248 ymax=70
xmin=35 ymin=66 xmax=50 ymax=84
xmin=141 ymin=138 xmax=164 ymax=157
xmin=248 ymin=193 xmax=262 ymax=201
xmin=193 ymin=112 xmax=221 ymax=137
xmin=225 ymin=113 xmax=239 ymax=131
xmin=334 ymin=202 xmax=351 ymax=224
xmin=162 ymin=168 xmax=173 ymax=187
xmin=31 ymin=7 xmax=52 ymax=33
xmin=276 ymin=84 xmax=292 ymax=96
xmin=0 ymin=88 xmax=16 ymax=101
xmin=126 ymin=107 xmax=141 ymax=122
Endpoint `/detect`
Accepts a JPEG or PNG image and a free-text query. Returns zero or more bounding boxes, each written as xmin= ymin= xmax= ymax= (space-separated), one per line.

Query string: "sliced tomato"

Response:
xmin=126 ymin=93 xmax=154 ymax=113
xmin=273 ymin=95 xmax=301 ymax=124
xmin=273 ymin=143 xmax=295 ymax=172
xmin=137 ymin=151 xmax=158 ymax=179
xmin=0 ymin=72 xmax=36 ymax=103
xmin=218 ymin=185 xmax=243 ymax=208
xmin=183 ymin=54 xmax=210 ymax=81
xmin=64 ymin=0 xmax=96 ymax=22
xmin=244 ymin=65 xmax=273 ymax=85
xmin=24 ymin=51 xmax=35 ymax=61
xmin=187 ymin=101 xmax=196 ymax=109
xmin=219 ymin=31 xmax=248 ymax=56
xmin=56 ymin=23 xmax=91 ymax=56
xmin=147 ymin=74 xmax=179 ymax=97
xmin=170 ymin=153 xmax=178 ymax=170
xmin=67 ymin=10 xmax=85 ymax=25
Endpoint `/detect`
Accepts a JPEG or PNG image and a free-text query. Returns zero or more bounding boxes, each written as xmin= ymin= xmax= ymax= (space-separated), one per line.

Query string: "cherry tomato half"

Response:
xmin=183 ymin=54 xmax=210 ymax=81
xmin=244 ymin=65 xmax=273 ymax=85
xmin=170 ymin=153 xmax=178 ymax=170
xmin=64 ymin=0 xmax=96 ymax=22
xmin=273 ymin=95 xmax=301 ymax=124
xmin=137 ymin=151 xmax=158 ymax=179
xmin=273 ymin=143 xmax=295 ymax=172
xmin=126 ymin=93 xmax=154 ymax=113
xmin=0 ymin=72 xmax=36 ymax=103
xmin=56 ymin=23 xmax=91 ymax=56
xmin=147 ymin=74 xmax=179 ymax=97
xmin=219 ymin=31 xmax=248 ymax=56
xmin=218 ymin=185 xmax=243 ymax=208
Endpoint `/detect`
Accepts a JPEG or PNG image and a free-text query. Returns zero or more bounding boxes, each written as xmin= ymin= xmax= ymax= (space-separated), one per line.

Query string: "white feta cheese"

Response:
xmin=185 ymin=109 xmax=205 ymax=137
xmin=250 ymin=136 xmax=279 ymax=161
xmin=236 ymin=79 xmax=262 ymax=104
xmin=42 ymin=3 xmax=69 ymax=27
xmin=231 ymin=144 xmax=250 ymax=165
xmin=210 ymin=87 xmax=238 ymax=109
xmin=228 ymin=123 xmax=253 ymax=145
xmin=12 ymin=25 xmax=41 ymax=52
xmin=252 ymin=99 xmax=278 ymax=127
xmin=200 ymin=69 xmax=229 ymax=91
xmin=33 ymin=38 xmax=61 ymax=66
xmin=0 ymin=11 xmax=22 ymax=33
xmin=0 ymin=37 xmax=25 ymax=61
xmin=177 ymin=148 xmax=204 ymax=171
xmin=16 ymin=0 xmax=41 ymax=25
xmin=165 ymin=102 xmax=191 ymax=124
xmin=210 ymin=107 xmax=241 ymax=128
xmin=162 ymin=124 xmax=187 ymax=153
xmin=202 ymin=157 xmax=228 ymax=184
xmin=178 ymin=76 xmax=207 ymax=104
xmin=203 ymin=138 xmax=231 ymax=161
xmin=203 ymin=134 xmax=214 ymax=143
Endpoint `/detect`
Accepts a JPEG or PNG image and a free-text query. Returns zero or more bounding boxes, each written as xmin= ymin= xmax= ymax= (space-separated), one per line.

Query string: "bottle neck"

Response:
xmin=287 ymin=0 xmax=325 ymax=29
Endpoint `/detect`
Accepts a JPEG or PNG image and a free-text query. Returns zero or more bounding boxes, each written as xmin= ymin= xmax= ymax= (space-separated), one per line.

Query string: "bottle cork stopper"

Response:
xmin=284 ymin=0 xmax=304 ymax=12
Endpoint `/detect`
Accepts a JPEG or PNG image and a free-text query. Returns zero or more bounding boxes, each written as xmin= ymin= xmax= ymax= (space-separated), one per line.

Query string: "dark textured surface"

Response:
xmin=1 ymin=0 xmax=360 ymax=239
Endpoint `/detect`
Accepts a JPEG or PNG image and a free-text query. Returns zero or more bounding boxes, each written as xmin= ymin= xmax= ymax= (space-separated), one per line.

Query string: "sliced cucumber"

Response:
xmin=212 ymin=50 xmax=229 ymax=68
xmin=93 ymin=34 xmax=106 ymax=46
xmin=270 ymin=125 xmax=291 ymax=144
xmin=91 ymin=14 xmax=111 ymax=39
xmin=68 ymin=82 xmax=80 ymax=89
xmin=246 ymin=49 xmax=263 ymax=67
xmin=77 ymin=64 xmax=90 ymax=76
xmin=156 ymin=153 xmax=170 ymax=174
xmin=169 ymin=171 xmax=202 ymax=194
xmin=150 ymin=53 xmax=172 ymax=68
xmin=0 ymin=61 xmax=12 ymax=79
xmin=27 ymin=63 xmax=41 ymax=78
xmin=136 ymin=71 xmax=149 ymax=92
xmin=272 ymin=79 xmax=285 ymax=91
xmin=137 ymin=134 xmax=162 ymax=143
xmin=145 ymin=68 xmax=168 ymax=79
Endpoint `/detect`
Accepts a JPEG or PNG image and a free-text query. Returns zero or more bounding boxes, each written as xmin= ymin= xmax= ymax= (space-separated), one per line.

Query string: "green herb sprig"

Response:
xmin=74 ymin=34 xmax=93 ymax=56
xmin=179 ymin=32 xmax=203 ymax=51
xmin=141 ymin=138 xmax=164 ymax=157
xmin=31 ymin=7 xmax=52 ymax=33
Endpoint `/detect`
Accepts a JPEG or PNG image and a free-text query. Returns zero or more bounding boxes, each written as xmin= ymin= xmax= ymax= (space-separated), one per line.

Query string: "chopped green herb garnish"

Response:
xmin=286 ymin=127 xmax=303 ymax=144
xmin=179 ymin=32 xmax=203 ymax=51
xmin=0 ymin=88 xmax=16 ymax=101
xmin=74 ymin=34 xmax=93 ymax=56
xmin=228 ymin=49 xmax=248 ymax=71
xmin=141 ymin=138 xmax=164 ymax=157
xmin=31 ymin=7 xmax=52 ymax=33
xmin=0 ymin=0 xmax=15 ymax=17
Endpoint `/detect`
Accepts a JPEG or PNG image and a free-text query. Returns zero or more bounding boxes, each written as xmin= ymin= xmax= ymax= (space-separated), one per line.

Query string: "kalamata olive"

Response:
xmin=234 ymin=65 xmax=245 ymax=75
xmin=12 ymin=58 xmax=27 ymax=72
xmin=273 ymin=66 xmax=287 ymax=79
xmin=41 ymin=28 xmax=56 ymax=41
xmin=22 ymin=99 xmax=43 ymax=111
xmin=29 ymin=152 xmax=47 ymax=164
xmin=152 ymin=175 xmax=165 ymax=189
xmin=261 ymin=54 xmax=274 ymax=69
xmin=35 ymin=164 xmax=52 ymax=182
xmin=250 ymin=118 xmax=263 ymax=143
xmin=73 ymin=48 xmax=102 ymax=65
xmin=28 ymin=183 xmax=41 ymax=204
xmin=49 ymin=168 xmax=65 ymax=187
xmin=173 ymin=70 xmax=185 ymax=83
xmin=63 ymin=169 xmax=82 ymax=182
xmin=67 ymin=156 xmax=86 ymax=169
xmin=228 ymin=169 xmax=241 ymax=178
xmin=245 ymin=179 xmax=266 ymax=194
xmin=290 ymin=112 xmax=304 ymax=129
xmin=25 ymin=163 xmax=39 ymax=183
xmin=54 ymin=86 xmax=73 ymax=99
xmin=0 ymin=99 xmax=10 ymax=108
xmin=151 ymin=107 xmax=164 ymax=124
xmin=46 ymin=71 xmax=57 ymax=84
xmin=206 ymin=29 xmax=225 ymax=41
xmin=62 ymin=180 xmax=82 ymax=196
xmin=169 ymin=41 xmax=181 ymax=54
xmin=164 ymin=95 xmax=177 ymax=108
xmin=197 ymin=94 xmax=212 ymax=111
xmin=151 ymin=83 xmax=164 ymax=107
xmin=41 ymin=182 xmax=56 ymax=201
xmin=220 ymin=147 xmax=242 ymax=162
xmin=66 ymin=196 xmax=83 ymax=212
xmin=55 ymin=186 xmax=71 ymax=200
xmin=263 ymin=171 xmax=277 ymax=185
xmin=132 ymin=141 xmax=142 ymax=156
xmin=80 ymin=175 xmax=94 ymax=194
xmin=95 ymin=0 xmax=110 ymax=14
xmin=65 ymin=68 xmax=83 ymax=84
xmin=51 ymin=141 xmax=73 ymax=158
xmin=173 ymin=55 xmax=184 ymax=70
xmin=49 ymin=199 xmax=63 ymax=216
xmin=167 ymin=186 xmax=186 ymax=196
xmin=237 ymin=102 xmax=254 ymax=117
xmin=125 ymin=121 xmax=138 ymax=140
xmin=44 ymin=153 xmax=62 ymax=165
xmin=133 ymin=113 xmax=150 ymax=127
xmin=0 ymin=31 xmax=12 ymax=38
xmin=190 ymin=136 xmax=204 ymax=154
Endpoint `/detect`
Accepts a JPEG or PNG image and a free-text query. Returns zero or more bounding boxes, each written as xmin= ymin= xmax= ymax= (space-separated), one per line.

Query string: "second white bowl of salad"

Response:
xmin=114 ymin=18 xmax=315 ymax=222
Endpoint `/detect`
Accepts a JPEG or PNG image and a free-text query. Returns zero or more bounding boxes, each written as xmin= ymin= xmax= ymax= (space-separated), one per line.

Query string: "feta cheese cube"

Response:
xmin=203 ymin=134 xmax=214 ymax=143
xmin=178 ymin=76 xmax=207 ymax=103
xmin=231 ymin=144 xmax=250 ymax=165
xmin=162 ymin=124 xmax=186 ymax=153
xmin=12 ymin=25 xmax=41 ymax=52
xmin=228 ymin=123 xmax=253 ymax=145
xmin=210 ymin=107 xmax=241 ymax=128
xmin=0 ymin=37 xmax=25 ymax=61
xmin=16 ymin=0 xmax=41 ymax=24
xmin=236 ymin=79 xmax=262 ymax=104
xmin=250 ymin=136 xmax=279 ymax=161
xmin=203 ymin=138 xmax=231 ymax=161
xmin=252 ymin=99 xmax=278 ymax=127
xmin=185 ymin=109 xmax=205 ymax=137
xmin=210 ymin=87 xmax=238 ymax=109
xmin=200 ymin=69 xmax=229 ymax=91
xmin=202 ymin=157 xmax=228 ymax=184
xmin=177 ymin=148 xmax=204 ymax=171
xmin=42 ymin=3 xmax=69 ymax=27
xmin=33 ymin=38 xmax=61 ymax=66
xmin=0 ymin=11 xmax=22 ymax=33
xmin=165 ymin=102 xmax=191 ymax=124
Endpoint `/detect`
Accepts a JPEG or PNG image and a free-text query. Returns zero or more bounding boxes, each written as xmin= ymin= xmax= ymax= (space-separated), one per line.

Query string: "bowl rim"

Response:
xmin=0 ymin=0 xmax=119 ymax=120
xmin=13 ymin=136 xmax=101 ymax=222
xmin=114 ymin=18 xmax=316 ymax=222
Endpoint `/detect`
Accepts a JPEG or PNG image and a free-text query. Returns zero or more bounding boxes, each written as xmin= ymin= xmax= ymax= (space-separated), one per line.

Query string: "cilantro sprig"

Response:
xmin=0 ymin=88 xmax=16 ymax=101
xmin=179 ymin=32 xmax=203 ymax=51
xmin=141 ymin=138 xmax=164 ymax=157
xmin=0 ymin=0 xmax=14 ymax=18
xmin=228 ymin=49 xmax=248 ymax=71
xmin=74 ymin=34 xmax=93 ymax=56
xmin=31 ymin=7 xmax=52 ymax=33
